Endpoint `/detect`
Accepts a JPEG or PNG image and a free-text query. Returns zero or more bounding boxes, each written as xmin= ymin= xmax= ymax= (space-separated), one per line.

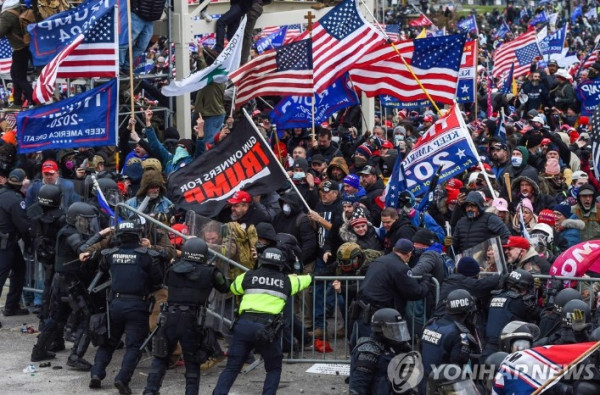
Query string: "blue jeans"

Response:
xmin=120 ymin=13 xmax=154 ymax=69
xmin=313 ymin=258 xmax=330 ymax=332
xmin=214 ymin=318 xmax=282 ymax=395
xmin=203 ymin=114 xmax=225 ymax=145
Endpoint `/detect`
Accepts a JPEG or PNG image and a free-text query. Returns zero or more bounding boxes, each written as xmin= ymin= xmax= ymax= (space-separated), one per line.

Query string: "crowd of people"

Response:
xmin=2 ymin=0 xmax=600 ymax=394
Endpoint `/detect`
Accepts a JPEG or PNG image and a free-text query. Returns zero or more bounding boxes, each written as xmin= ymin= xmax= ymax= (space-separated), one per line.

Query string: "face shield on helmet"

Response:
xmin=381 ymin=320 xmax=411 ymax=344
xmin=103 ymin=188 xmax=123 ymax=207
xmin=510 ymin=339 xmax=532 ymax=352
xmin=75 ymin=214 xmax=100 ymax=235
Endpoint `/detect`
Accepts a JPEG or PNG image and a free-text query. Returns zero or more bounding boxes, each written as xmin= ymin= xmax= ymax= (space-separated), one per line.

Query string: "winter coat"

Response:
xmin=274 ymin=192 xmax=318 ymax=263
xmin=360 ymin=178 xmax=385 ymax=225
xmin=453 ymin=212 xmax=511 ymax=254
xmin=381 ymin=215 xmax=417 ymax=254
xmin=555 ymin=217 xmax=585 ymax=252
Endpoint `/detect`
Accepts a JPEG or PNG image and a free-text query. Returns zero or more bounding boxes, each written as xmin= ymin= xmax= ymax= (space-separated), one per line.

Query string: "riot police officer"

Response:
xmin=214 ymin=248 xmax=312 ymax=395
xmin=0 ymin=169 xmax=31 ymax=318
xmin=143 ymin=237 xmax=229 ymax=395
xmin=349 ymin=308 xmax=413 ymax=394
xmin=31 ymin=202 xmax=105 ymax=368
xmin=483 ymin=269 xmax=539 ymax=359
xmin=420 ymin=289 xmax=480 ymax=394
xmin=538 ymin=287 xmax=582 ymax=339
xmin=535 ymin=299 xmax=592 ymax=346
xmin=27 ymin=184 xmax=65 ymax=324
xmin=499 ymin=320 xmax=540 ymax=353
xmin=90 ymin=220 xmax=165 ymax=395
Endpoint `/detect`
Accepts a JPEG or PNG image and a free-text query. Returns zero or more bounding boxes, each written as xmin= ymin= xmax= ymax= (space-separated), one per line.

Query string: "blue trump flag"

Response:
xmin=496 ymin=112 xmax=507 ymax=144
xmin=17 ymin=79 xmax=118 ymax=154
xmin=457 ymin=15 xmax=478 ymax=34
xmin=255 ymin=26 xmax=288 ymax=54
xmin=269 ymin=74 xmax=358 ymax=129
xmin=28 ymin=0 xmax=117 ymax=66
xmin=540 ymin=25 xmax=567 ymax=55
xmin=502 ymin=62 xmax=514 ymax=94
xmin=495 ymin=21 xmax=510 ymax=39
xmin=529 ymin=11 xmax=548 ymax=26
xmin=572 ymin=6 xmax=583 ymax=23
xmin=384 ymin=154 xmax=407 ymax=208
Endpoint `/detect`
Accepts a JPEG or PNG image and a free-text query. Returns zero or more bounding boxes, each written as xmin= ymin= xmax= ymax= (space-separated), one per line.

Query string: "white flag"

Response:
xmin=161 ymin=16 xmax=247 ymax=97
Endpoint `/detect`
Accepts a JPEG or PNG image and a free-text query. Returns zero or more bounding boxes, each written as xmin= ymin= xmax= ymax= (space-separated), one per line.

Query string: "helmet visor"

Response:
xmin=339 ymin=256 xmax=361 ymax=272
xmin=438 ymin=379 xmax=480 ymax=395
xmin=511 ymin=339 xmax=531 ymax=352
xmin=382 ymin=320 xmax=411 ymax=343
xmin=104 ymin=189 xmax=123 ymax=207
xmin=75 ymin=215 xmax=99 ymax=236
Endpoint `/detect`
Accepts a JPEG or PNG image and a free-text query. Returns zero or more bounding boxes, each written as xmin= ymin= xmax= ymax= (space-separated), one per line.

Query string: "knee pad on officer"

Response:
xmin=151 ymin=328 xmax=169 ymax=359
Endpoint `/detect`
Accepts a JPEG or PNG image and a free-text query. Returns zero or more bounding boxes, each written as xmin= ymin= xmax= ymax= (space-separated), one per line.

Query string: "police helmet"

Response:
xmin=484 ymin=352 xmax=509 ymax=389
xmin=66 ymin=202 xmax=99 ymax=235
xmin=181 ymin=237 xmax=208 ymax=263
xmin=94 ymin=177 xmax=123 ymax=207
xmin=371 ymin=308 xmax=411 ymax=344
xmin=505 ymin=269 xmax=534 ymax=292
xmin=562 ymin=299 xmax=591 ymax=328
xmin=445 ymin=289 xmax=476 ymax=315
xmin=499 ymin=320 xmax=540 ymax=353
xmin=336 ymin=242 xmax=365 ymax=273
xmin=38 ymin=184 xmax=61 ymax=208
xmin=258 ymin=247 xmax=286 ymax=271
xmin=591 ymin=327 xmax=600 ymax=341
xmin=554 ymin=288 xmax=582 ymax=313
xmin=115 ymin=220 xmax=143 ymax=240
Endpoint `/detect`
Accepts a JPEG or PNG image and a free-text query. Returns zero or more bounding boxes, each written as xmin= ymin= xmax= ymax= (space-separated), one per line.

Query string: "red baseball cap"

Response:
xmin=502 ymin=236 xmax=530 ymax=250
xmin=227 ymin=190 xmax=252 ymax=205
xmin=42 ymin=160 xmax=59 ymax=174
xmin=381 ymin=140 xmax=394 ymax=149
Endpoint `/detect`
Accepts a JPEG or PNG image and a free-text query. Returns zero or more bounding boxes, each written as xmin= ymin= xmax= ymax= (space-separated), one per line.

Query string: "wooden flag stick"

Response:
xmin=504 ymin=172 xmax=512 ymax=202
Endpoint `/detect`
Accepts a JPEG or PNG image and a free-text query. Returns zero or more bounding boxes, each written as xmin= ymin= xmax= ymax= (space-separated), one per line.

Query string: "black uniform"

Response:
xmin=144 ymin=259 xmax=229 ymax=395
xmin=0 ymin=184 xmax=31 ymax=314
xmin=90 ymin=241 xmax=164 ymax=391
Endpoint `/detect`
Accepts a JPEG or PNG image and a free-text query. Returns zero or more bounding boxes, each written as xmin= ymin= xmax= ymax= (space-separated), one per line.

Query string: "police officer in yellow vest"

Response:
xmin=213 ymin=247 xmax=312 ymax=395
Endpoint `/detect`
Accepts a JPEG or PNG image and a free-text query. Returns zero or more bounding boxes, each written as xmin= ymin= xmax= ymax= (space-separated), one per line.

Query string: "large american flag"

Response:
xmin=0 ymin=38 xmax=12 ymax=74
xmin=56 ymin=8 xmax=118 ymax=78
xmin=230 ymin=39 xmax=313 ymax=107
xmin=294 ymin=0 xmax=385 ymax=92
xmin=33 ymin=34 xmax=85 ymax=104
xmin=492 ymin=29 xmax=540 ymax=79
xmin=349 ymin=34 xmax=466 ymax=105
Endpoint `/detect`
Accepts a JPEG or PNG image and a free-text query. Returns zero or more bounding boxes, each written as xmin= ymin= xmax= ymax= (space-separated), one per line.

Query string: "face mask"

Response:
xmin=292 ymin=172 xmax=305 ymax=180
xmin=354 ymin=156 xmax=367 ymax=167
xmin=147 ymin=191 xmax=160 ymax=199
xmin=173 ymin=146 xmax=189 ymax=164
xmin=282 ymin=203 xmax=292 ymax=215
xmin=466 ymin=211 xmax=477 ymax=219
xmin=64 ymin=160 xmax=75 ymax=170
xmin=511 ymin=157 xmax=523 ymax=167
xmin=256 ymin=242 xmax=268 ymax=254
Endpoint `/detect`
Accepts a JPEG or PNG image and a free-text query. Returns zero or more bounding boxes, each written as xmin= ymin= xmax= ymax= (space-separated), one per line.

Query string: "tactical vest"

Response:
xmin=351 ymin=337 xmax=394 ymax=394
xmin=486 ymin=290 xmax=520 ymax=342
xmin=421 ymin=317 xmax=461 ymax=374
xmin=241 ymin=267 xmax=292 ymax=302
xmin=104 ymin=247 xmax=151 ymax=296
xmin=54 ymin=225 xmax=81 ymax=274
xmin=166 ymin=260 xmax=215 ymax=306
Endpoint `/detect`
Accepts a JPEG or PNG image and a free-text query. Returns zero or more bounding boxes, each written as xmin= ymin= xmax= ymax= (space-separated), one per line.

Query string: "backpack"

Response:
xmin=7 ymin=7 xmax=38 ymax=46
xmin=37 ymin=0 xmax=70 ymax=20
xmin=225 ymin=222 xmax=258 ymax=277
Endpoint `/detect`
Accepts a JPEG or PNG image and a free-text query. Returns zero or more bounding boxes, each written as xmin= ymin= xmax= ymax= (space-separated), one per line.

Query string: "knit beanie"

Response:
xmin=515 ymin=146 xmax=530 ymax=164
xmin=412 ymin=228 xmax=437 ymax=246
xmin=538 ymin=209 xmax=555 ymax=226
xmin=544 ymin=158 xmax=560 ymax=176
xmin=343 ymin=174 xmax=361 ymax=190
xmin=553 ymin=203 xmax=572 ymax=218
xmin=457 ymin=257 xmax=480 ymax=277
xmin=355 ymin=144 xmax=372 ymax=159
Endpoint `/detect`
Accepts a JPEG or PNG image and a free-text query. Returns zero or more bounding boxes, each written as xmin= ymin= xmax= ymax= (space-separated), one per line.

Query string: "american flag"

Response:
xmin=384 ymin=24 xmax=400 ymax=41
xmin=349 ymin=34 xmax=466 ymax=105
xmin=0 ymin=38 xmax=12 ymax=74
xmin=492 ymin=29 xmax=540 ymax=79
xmin=590 ymin=102 xmax=600 ymax=178
xmin=582 ymin=47 xmax=599 ymax=70
xmin=33 ymin=34 xmax=85 ymax=104
xmin=56 ymin=8 xmax=118 ymax=78
xmin=293 ymin=0 xmax=385 ymax=92
xmin=230 ymin=39 xmax=313 ymax=107
xmin=261 ymin=24 xmax=303 ymax=41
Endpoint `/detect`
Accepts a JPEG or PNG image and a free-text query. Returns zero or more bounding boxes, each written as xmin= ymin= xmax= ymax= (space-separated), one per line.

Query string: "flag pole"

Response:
xmin=230 ymin=86 xmax=236 ymax=117
xmin=532 ymin=340 xmax=600 ymax=395
xmin=242 ymin=108 xmax=312 ymax=212
xmin=347 ymin=73 xmax=371 ymax=134
xmin=125 ymin=0 xmax=135 ymax=119
xmin=473 ymin=40 xmax=478 ymax=121
xmin=305 ymin=11 xmax=316 ymax=141
xmin=358 ymin=0 xmax=441 ymax=115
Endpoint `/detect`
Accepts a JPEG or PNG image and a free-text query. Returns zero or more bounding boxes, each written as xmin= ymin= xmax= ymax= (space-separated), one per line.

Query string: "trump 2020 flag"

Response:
xmin=255 ymin=26 xmax=288 ymax=54
xmin=402 ymin=104 xmax=479 ymax=196
xmin=166 ymin=115 xmax=288 ymax=217
xmin=456 ymin=40 xmax=477 ymax=103
xmin=269 ymin=74 xmax=358 ymax=129
xmin=28 ymin=0 xmax=116 ymax=66
xmin=384 ymin=155 xmax=407 ymax=208
xmin=540 ymin=24 xmax=567 ymax=55
xmin=16 ymin=79 xmax=118 ymax=154
xmin=495 ymin=21 xmax=510 ymax=39
xmin=493 ymin=342 xmax=597 ymax=395
xmin=161 ymin=16 xmax=247 ymax=97
xmin=457 ymin=15 xmax=478 ymax=34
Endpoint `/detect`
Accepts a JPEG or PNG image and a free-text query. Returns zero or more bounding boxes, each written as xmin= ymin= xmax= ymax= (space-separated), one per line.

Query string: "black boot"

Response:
xmin=184 ymin=370 xmax=200 ymax=395
xmin=48 ymin=337 xmax=65 ymax=352
xmin=114 ymin=380 xmax=132 ymax=395
xmin=67 ymin=332 xmax=92 ymax=370
xmin=31 ymin=326 xmax=59 ymax=362
xmin=67 ymin=355 xmax=92 ymax=371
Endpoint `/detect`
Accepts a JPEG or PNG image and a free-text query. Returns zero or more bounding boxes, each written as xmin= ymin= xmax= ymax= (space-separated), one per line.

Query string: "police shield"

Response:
xmin=386 ymin=351 xmax=424 ymax=393
xmin=455 ymin=236 xmax=507 ymax=274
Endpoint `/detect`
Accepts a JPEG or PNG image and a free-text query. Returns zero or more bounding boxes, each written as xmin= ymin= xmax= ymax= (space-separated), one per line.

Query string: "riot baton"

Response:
xmin=87 ymin=271 xmax=103 ymax=294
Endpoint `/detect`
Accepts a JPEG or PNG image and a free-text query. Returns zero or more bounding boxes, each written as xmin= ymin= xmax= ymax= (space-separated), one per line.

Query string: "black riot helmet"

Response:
xmin=371 ymin=308 xmax=411 ymax=344
xmin=499 ymin=320 xmax=540 ymax=353
xmin=562 ymin=299 xmax=591 ymax=328
xmin=505 ymin=269 xmax=534 ymax=293
xmin=94 ymin=177 xmax=123 ymax=207
xmin=115 ymin=220 xmax=143 ymax=242
xmin=554 ymin=288 xmax=582 ymax=313
xmin=258 ymin=247 xmax=286 ymax=271
xmin=181 ymin=237 xmax=208 ymax=263
xmin=38 ymin=184 xmax=62 ymax=208
xmin=66 ymin=202 xmax=99 ymax=235
xmin=445 ymin=289 xmax=477 ymax=315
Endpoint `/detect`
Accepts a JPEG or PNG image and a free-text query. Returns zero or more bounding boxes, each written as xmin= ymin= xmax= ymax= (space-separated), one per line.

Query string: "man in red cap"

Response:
xmin=223 ymin=190 xmax=271 ymax=227
xmin=503 ymin=236 xmax=550 ymax=273
xmin=25 ymin=160 xmax=81 ymax=210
